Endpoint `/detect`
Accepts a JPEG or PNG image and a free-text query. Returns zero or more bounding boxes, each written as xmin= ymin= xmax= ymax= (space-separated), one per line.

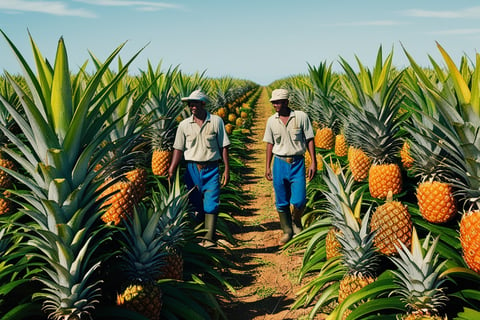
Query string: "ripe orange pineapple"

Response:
xmin=369 ymin=163 xmax=402 ymax=199
xmin=126 ymin=167 xmax=147 ymax=204
xmin=416 ymin=180 xmax=456 ymax=223
xmin=400 ymin=140 xmax=414 ymax=169
xmin=370 ymin=197 xmax=412 ymax=256
xmin=347 ymin=146 xmax=371 ymax=182
xmin=99 ymin=178 xmax=135 ymax=225
xmin=314 ymin=127 xmax=334 ymax=150
xmin=334 ymin=134 xmax=347 ymax=157
xmin=152 ymin=149 xmax=172 ymax=176
xmin=459 ymin=210 xmax=480 ymax=273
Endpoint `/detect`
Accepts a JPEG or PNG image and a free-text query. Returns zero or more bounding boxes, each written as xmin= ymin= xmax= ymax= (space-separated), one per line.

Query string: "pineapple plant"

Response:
xmin=370 ymin=192 xmax=413 ymax=256
xmin=0 ymin=31 xmax=137 ymax=318
xmin=95 ymin=61 xmax=152 ymax=225
xmin=289 ymin=62 xmax=341 ymax=151
xmin=321 ymin=161 xmax=380 ymax=308
xmin=404 ymin=43 xmax=480 ymax=272
xmin=401 ymin=66 xmax=459 ymax=224
xmin=142 ymin=64 xmax=184 ymax=177
xmin=339 ymin=47 xmax=407 ymax=199
xmin=389 ymin=229 xmax=449 ymax=319
xmin=116 ymin=202 xmax=167 ymax=320
xmin=154 ymin=171 xmax=191 ymax=280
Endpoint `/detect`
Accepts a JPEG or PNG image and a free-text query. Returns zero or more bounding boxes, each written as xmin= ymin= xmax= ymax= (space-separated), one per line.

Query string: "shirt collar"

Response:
xmin=274 ymin=110 xmax=295 ymax=118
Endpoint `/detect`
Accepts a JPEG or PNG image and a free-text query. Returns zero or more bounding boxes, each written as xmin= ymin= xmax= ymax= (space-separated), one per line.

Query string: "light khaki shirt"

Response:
xmin=173 ymin=112 xmax=230 ymax=162
xmin=263 ymin=110 xmax=314 ymax=156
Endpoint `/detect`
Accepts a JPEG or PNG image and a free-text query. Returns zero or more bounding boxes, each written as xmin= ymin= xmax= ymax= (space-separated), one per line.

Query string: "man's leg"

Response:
xmin=273 ymin=157 xmax=293 ymax=245
xmin=290 ymin=158 xmax=307 ymax=235
xmin=200 ymin=165 xmax=221 ymax=247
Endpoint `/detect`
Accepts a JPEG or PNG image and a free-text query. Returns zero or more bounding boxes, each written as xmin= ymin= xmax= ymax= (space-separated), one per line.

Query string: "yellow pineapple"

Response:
xmin=304 ymin=150 xmax=323 ymax=174
xmin=416 ymin=180 xmax=456 ymax=223
xmin=325 ymin=227 xmax=342 ymax=260
xmin=400 ymin=140 xmax=414 ymax=169
xmin=368 ymin=163 xmax=403 ymax=199
xmin=459 ymin=210 xmax=480 ymax=273
xmin=314 ymin=127 xmax=334 ymax=150
xmin=126 ymin=167 xmax=148 ymax=204
xmin=347 ymin=146 xmax=370 ymax=182
xmin=152 ymin=149 xmax=172 ymax=176
xmin=117 ymin=282 xmax=163 ymax=320
xmin=99 ymin=178 xmax=135 ymax=225
xmin=370 ymin=195 xmax=413 ymax=256
xmin=334 ymin=133 xmax=347 ymax=157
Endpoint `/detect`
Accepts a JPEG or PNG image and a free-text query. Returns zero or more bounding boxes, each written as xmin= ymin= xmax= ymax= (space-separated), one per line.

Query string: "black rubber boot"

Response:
xmin=200 ymin=213 xmax=217 ymax=248
xmin=277 ymin=209 xmax=293 ymax=246
xmin=291 ymin=206 xmax=304 ymax=236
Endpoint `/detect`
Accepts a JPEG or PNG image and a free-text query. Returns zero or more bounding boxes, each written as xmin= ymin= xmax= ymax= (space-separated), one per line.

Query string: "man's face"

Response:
xmin=272 ymin=99 xmax=288 ymax=113
xmin=188 ymin=100 xmax=205 ymax=115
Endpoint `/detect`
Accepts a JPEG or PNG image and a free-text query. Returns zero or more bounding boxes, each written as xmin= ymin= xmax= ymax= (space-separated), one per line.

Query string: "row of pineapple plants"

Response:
xmin=0 ymin=31 xmax=258 ymax=319
xmin=281 ymin=45 xmax=480 ymax=319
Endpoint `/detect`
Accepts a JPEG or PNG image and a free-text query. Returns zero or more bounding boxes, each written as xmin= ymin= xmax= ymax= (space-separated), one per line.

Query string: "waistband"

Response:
xmin=187 ymin=160 xmax=220 ymax=168
xmin=274 ymin=154 xmax=304 ymax=159
xmin=274 ymin=154 xmax=304 ymax=164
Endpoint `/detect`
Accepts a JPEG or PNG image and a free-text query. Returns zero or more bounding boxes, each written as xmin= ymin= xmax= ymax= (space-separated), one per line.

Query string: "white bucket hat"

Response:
xmin=270 ymin=88 xmax=289 ymax=102
xmin=181 ymin=89 xmax=209 ymax=103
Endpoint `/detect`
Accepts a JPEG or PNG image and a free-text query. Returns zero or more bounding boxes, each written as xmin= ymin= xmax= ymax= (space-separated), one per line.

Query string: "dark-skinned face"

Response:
xmin=271 ymin=99 xmax=289 ymax=115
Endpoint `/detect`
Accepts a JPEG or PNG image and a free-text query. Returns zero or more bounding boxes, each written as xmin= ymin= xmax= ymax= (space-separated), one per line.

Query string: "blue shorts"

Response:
xmin=184 ymin=162 xmax=220 ymax=219
xmin=272 ymin=155 xmax=306 ymax=211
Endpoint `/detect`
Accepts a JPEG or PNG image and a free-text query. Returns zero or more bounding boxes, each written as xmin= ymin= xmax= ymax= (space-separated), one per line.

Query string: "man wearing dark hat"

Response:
xmin=168 ymin=89 xmax=230 ymax=248
xmin=263 ymin=88 xmax=317 ymax=246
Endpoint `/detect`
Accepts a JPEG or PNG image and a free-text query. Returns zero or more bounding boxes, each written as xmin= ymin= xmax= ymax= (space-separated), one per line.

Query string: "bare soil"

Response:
xmin=220 ymin=88 xmax=326 ymax=320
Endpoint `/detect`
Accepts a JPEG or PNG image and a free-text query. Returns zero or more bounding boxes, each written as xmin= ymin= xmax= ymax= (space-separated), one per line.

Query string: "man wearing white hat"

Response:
xmin=263 ymin=88 xmax=317 ymax=246
xmin=169 ymin=89 xmax=231 ymax=248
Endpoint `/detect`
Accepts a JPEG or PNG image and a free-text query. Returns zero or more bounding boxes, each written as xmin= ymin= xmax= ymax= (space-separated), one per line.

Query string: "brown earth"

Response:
xmin=220 ymin=87 xmax=327 ymax=320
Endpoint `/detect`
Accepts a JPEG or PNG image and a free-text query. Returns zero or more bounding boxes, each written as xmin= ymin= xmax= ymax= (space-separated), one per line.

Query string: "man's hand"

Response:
xmin=221 ymin=169 xmax=230 ymax=187
xmin=265 ymin=167 xmax=273 ymax=181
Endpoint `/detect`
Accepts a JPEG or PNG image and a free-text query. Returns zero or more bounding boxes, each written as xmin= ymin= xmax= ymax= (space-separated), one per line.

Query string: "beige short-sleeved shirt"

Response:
xmin=173 ymin=112 xmax=230 ymax=162
xmin=263 ymin=110 xmax=314 ymax=156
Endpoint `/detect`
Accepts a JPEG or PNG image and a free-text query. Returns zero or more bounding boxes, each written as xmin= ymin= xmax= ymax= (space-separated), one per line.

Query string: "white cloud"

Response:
xmin=331 ymin=20 xmax=401 ymax=27
xmin=75 ymin=0 xmax=182 ymax=11
xmin=405 ymin=6 xmax=480 ymax=19
xmin=0 ymin=0 xmax=96 ymax=17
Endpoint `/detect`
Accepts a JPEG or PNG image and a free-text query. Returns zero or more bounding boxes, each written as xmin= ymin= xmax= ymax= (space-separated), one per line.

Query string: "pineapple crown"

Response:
xmin=119 ymin=203 xmax=168 ymax=281
xmin=389 ymin=229 xmax=448 ymax=314
xmin=322 ymin=162 xmax=380 ymax=274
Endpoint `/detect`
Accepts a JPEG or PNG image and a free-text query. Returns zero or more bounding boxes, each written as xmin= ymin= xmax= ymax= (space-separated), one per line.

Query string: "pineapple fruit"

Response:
xmin=417 ymin=180 xmax=456 ymax=224
xmin=370 ymin=194 xmax=413 ymax=256
xmin=347 ymin=146 xmax=371 ymax=182
xmin=459 ymin=210 xmax=480 ymax=273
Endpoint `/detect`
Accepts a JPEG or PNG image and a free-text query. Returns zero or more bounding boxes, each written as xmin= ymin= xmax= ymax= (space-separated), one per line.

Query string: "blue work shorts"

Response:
xmin=184 ymin=161 xmax=220 ymax=220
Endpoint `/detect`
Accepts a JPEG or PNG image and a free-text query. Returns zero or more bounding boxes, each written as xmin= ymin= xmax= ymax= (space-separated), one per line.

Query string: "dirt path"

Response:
xmin=221 ymin=87 xmax=317 ymax=320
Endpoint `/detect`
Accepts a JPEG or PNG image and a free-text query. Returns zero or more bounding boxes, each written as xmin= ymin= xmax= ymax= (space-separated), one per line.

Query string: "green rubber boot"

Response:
xmin=291 ymin=206 xmax=304 ymax=236
xmin=278 ymin=209 xmax=293 ymax=246
xmin=201 ymin=213 xmax=217 ymax=248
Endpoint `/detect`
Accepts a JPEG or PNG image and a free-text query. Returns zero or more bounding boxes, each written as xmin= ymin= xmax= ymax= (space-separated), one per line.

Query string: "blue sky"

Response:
xmin=1 ymin=1 xmax=480 ymax=85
